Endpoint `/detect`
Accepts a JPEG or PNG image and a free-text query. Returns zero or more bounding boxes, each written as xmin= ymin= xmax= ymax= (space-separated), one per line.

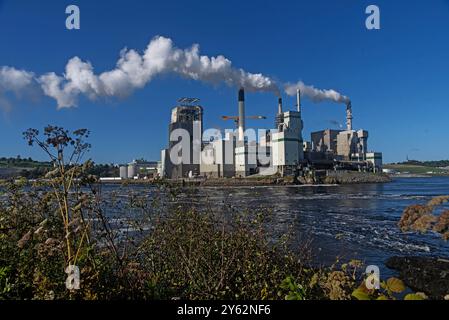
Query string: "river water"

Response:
xmin=103 ymin=177 xmax=449 ymax=277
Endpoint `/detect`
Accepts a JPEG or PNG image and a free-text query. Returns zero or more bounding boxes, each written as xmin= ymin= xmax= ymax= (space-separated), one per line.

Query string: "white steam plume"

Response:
xmin=284 ymin=81 xmax=350 ymax=104
xmin=39 ymin=36 xmax=280 ymax=108
xmin=0 ymin=37 xmax=350 ymax=109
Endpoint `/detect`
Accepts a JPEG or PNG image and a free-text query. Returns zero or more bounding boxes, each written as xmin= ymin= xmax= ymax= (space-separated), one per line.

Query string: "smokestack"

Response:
xmin=296 ymin=89 xmax=301 ymax=114
xmin=238 ymin=87 xmax=245 ymax=142
xmin=346 ymin=101 xmax=353 ymax=131
xmin=278 ymin=97 xmax=283 ymax=114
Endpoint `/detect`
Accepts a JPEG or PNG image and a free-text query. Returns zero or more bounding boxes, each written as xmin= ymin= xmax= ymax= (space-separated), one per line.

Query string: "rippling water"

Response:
xmin=101 ymin=177 xmax=449 ymax=276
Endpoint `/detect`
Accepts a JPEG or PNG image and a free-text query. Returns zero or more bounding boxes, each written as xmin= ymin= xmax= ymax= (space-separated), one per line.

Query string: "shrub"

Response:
xmin=399 ymin=196 xmax=449 ymax=240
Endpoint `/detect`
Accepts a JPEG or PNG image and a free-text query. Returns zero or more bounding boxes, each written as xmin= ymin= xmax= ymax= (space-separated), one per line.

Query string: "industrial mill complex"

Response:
xmin=153 ymin=88 xmax=383 ymax=181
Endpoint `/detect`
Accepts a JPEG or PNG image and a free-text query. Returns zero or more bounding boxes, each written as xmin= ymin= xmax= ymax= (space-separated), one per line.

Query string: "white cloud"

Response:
xmin=0 ymin=66 xmax=35 ymax=93
xmin=0 ymin=66 xmax=40 ymax=111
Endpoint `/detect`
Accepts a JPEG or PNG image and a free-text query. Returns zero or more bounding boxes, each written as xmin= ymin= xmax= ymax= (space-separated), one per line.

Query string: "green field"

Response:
xmin=384 ymin=164 xmax=449 ymax=175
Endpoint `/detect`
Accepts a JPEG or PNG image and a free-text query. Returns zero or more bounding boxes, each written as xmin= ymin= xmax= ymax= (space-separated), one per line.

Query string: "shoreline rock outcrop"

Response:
xmin=196 ymin=171 xmax=391 ymax=187
xmin=386 ymin=256 xmax=449 ymax=299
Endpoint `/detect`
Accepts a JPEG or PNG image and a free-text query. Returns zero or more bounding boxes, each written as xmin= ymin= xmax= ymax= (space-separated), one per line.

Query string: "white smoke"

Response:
xmin=0 ymin=36 xmax=350 ymax=109
xmin=39 ymin=36 xmax=280 ymax=108
xmin=284 ymin=81 xmax=350 ymax=104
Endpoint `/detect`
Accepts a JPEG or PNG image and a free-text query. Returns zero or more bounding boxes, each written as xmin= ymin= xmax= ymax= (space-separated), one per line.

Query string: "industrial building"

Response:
xmin=233 ymin=89 xmax=258 ymax=177
xmin=271 ymin=90 xmax=304 ymax=176
xmin=365 ymin=152 xmax=383 ymax=171
xmin=311 ymin=129 xmax=341 ymax=155
xmin=119 ymin=160 xmax=159 ymax=179
xmin=200 ymin=131 xmax=237 ymax=178
xmin=310 ymin=129 xmax=368 ymax=160
xmin=161 ymin=98 xmax=203 ymax=179
xmin=160 ymin=87 xmax=383 ymax=179
xmin=307 ymin=101 xmax=382 ymax=172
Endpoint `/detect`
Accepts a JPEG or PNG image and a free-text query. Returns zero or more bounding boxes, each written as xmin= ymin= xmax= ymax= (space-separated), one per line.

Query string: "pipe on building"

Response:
xmin=296 ymin=89 xmax=301 ymax=114
xmin=278 ymin=97 xmax=283 ymax=114
xmin=238 ymin=87 xmax=245 ymax=142
xmin=346 ymin=101 xmax=353 ymax=131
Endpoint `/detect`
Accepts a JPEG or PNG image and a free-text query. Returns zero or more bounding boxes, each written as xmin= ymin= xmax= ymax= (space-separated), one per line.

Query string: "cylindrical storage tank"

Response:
xmin=128 ymin=164 xmax=136 ymax=179
xmin=119 ymin=166 xmax=128 ymax=179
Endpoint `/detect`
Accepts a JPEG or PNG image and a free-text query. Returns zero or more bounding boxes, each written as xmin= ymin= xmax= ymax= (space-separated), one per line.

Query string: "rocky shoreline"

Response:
xmin=386 ymin=256 xmax=449 ymax=299
xmin=323 ymin=171 xmax=392 ymax=185
xmin=1 ymin=171 xmax=392 ymax=187
xmin=171 ymin=171 xmax=392 ymax=187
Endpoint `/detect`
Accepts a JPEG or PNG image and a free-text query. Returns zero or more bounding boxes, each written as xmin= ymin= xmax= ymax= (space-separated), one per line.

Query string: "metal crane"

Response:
xmin=221 ymin=115 xmax=267 ymax=128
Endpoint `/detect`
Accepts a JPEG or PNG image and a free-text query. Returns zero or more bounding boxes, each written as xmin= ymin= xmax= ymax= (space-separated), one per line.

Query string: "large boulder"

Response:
xmin=386 ymin=256 xmax=449 ymax=299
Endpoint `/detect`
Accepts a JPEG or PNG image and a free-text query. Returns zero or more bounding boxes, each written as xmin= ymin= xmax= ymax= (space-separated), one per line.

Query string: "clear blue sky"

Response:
xmin=0 ymin=0 xmax=448 ymax=164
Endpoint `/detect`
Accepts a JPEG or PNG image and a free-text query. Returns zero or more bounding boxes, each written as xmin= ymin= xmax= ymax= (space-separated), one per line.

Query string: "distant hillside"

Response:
xmin=391 ymin=160 xmax=449 ymax=168
xmin=0 ymin=157 xmax=119 ymax=179
xmin=385 ymin=160 xmax=449 ymax=176
xmin=0 ymin=157 xmax=51 ymax=179
xmin=0 ymin=157 xmax=51 ymax=168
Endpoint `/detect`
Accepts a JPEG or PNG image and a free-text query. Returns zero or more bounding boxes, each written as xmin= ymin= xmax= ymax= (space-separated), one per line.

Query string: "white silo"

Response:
xmin=119 ymin=166 xmax=128 ymax=179
xmin=128 ymin=163 xmax=136 ymax=179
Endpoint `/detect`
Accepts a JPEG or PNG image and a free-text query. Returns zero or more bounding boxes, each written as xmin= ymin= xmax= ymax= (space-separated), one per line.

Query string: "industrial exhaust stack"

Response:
xmin=238 ymin=87 xmax=245 ymax=142
xmin=346 ymin=101 xmax=353 ymax=131
xmin=275 ymin=97 xmax=284 ymax=130
xmin=296 ymin=89 xmax=301 ymax=114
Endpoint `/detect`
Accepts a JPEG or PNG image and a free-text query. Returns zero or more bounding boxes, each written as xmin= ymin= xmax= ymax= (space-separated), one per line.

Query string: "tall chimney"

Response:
xmin=238 ymin=87 xmax=245 ymax=142
xmin=346 ymin=101 xmax=353 ymax=131
xmin=278 ymin=97 xmax=283 ymax=114
xmin=296 ymin=89 xmax=301 ymax=114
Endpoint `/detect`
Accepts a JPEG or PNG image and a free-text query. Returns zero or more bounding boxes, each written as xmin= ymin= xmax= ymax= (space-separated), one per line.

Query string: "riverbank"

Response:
xmin=169 ymin=171 xmax=392 ymax=187
xmin=386 ymin=256 xmax=449 ymax=299
xmin=1 ymin=170 xmax=392 ymax=186
xmin=324 ymin=171 xmax=392 ymax=184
